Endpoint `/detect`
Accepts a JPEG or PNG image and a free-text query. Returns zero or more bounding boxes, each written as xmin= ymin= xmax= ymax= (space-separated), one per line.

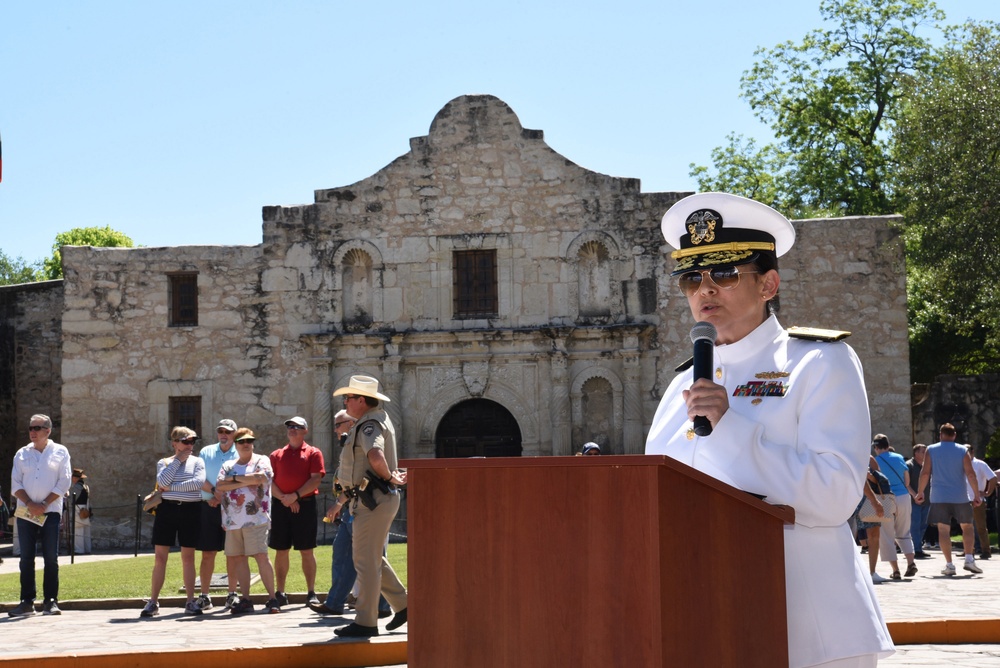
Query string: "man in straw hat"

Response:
xmin=331 ymin=375 xmax=408 ymax=637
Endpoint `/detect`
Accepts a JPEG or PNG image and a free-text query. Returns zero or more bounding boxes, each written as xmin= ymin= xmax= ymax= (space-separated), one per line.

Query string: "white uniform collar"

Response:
xmin=715 ymin=314 xmax=784 ymax=366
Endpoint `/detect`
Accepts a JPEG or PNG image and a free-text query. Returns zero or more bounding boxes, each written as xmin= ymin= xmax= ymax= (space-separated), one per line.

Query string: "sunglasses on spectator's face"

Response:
xmin=174 ymin=437 xmax=197 ymax=445
xmin=335 ymin=420 xmax=354 ymax=428
xmin=286 ymin=425 xmax=306 ymax=430
xmin=28 ymin=425 xmax=48 ymax=432
xmin=236 ymin=437 xmax=255 ymax=444
xmin=218 ymin=429 xmax=234 ymax=434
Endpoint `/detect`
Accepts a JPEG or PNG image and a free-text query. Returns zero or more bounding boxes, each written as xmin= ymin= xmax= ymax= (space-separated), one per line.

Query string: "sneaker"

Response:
xmin=904 ymin=563 xmax=918 ymax=577
xmin=942 ymin=563 xmax=957 ymax=576
xmin=8 ymin=601 xmax=36 ymax=617
xmin=871 ymin=572 xmax=888 ymax=584
xmin=307 ymin=591 xmax=320 ymax=606
xmin=196 ymin=594 xmax=213 ymax=611
xmin=964 ymin=560 xmax=983 ymax=574
xmin=265 ymin=598 xmax=282 ymax=614
xmin=140 ymin=600 xmax=159 ymax=618
xmin=42 ymin=599 xmax=61 ymax=615
xmin=230 ymin=597 xmax=254 ymax=615
xmin=275 ymin=591 xmax=289 ymax=607
xmin=224 ymin=591 xmax=240 ymax=610
xmin=184 ymin=600 xmax=203 ymax=616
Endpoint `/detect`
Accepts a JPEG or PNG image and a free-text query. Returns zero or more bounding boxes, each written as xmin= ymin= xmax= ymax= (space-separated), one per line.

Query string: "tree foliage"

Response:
xmin=893 ymin=21 xmax=1000 ymax=381
xmin=693 ymin=0 xmax=943 ymax=217
xmin=0 ymin=252 xmax=43 ymax=286
xmin=42 ymin=226 xmax=136 ymax=280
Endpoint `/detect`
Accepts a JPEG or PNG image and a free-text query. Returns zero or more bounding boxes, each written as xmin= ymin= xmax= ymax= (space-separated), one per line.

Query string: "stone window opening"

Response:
xmin=169 ymin=396 xmax=202 ymax=440
xmin=168 ymin=273 xmax=198 ymax=327
xmin=453 ymin=249 xmax=498 ymax=318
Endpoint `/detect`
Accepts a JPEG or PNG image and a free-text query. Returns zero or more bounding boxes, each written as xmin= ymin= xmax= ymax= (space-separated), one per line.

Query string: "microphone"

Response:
xmin=690 ymin=321 xmax=718 ymax=437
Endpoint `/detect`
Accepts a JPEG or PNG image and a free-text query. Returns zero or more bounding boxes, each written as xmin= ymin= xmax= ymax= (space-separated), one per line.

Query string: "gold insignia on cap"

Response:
xmin=686 ymin=210 xmax=718 ymax=245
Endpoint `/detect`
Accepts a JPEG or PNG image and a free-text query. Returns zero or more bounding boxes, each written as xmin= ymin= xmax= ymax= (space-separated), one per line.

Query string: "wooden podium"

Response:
xmin=402 ymin=455 xmax=794 ymax=667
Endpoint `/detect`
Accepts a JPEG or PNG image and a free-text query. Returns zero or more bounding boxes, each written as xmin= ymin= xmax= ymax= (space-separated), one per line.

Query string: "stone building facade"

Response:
xmin=2 ymin=95 xmax=916 ymax=545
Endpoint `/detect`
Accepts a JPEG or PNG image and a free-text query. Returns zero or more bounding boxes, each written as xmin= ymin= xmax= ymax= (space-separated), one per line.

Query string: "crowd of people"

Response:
xmin=854 ymin=424 xmax=996 ymax=584
xmin=9 ymin=375 xmax=409 ymax=636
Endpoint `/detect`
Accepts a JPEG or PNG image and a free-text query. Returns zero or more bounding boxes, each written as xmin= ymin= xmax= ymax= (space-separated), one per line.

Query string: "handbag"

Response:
xmin=868 ymin=469 xmax=892 ymax=495
xmin=142 ymin=488 xmax=163 ymax=514
xmin=859 ymin=493 xmax=895 ymax=523
xmin=78 ymin=507 xmax=92 ymax=519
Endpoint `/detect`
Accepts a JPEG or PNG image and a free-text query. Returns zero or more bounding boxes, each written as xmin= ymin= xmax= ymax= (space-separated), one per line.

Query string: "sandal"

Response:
xmin=890 ymin=570 xmax=901 ymax=580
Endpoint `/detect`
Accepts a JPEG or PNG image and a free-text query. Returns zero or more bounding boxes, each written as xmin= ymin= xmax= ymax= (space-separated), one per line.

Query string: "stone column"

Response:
xmin=381 ymin=335 xmax=405 ymax=453
xmin=621 ymin=333 xmax=644 ymax=454
xmin=304 ymin=334 xmax=336 ymax=468
xmin=549 ymin=344 xmax=572 ymax=457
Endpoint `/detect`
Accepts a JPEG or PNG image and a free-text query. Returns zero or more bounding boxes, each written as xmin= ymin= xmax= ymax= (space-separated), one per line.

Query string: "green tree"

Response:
xmin=0 ymin=251 xmax=43 ymax=286
xmin=893 ymin=21 xmax=1000 ymax=381
xmin=42 ymin=225 xmax=135 ymax=279
xmin=693 ymin=0 xmax=943 ymax=216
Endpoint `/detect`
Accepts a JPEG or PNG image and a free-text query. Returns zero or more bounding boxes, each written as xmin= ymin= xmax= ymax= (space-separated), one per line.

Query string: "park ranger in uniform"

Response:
xmin=331 ymin=375 xmax=408 ymax=637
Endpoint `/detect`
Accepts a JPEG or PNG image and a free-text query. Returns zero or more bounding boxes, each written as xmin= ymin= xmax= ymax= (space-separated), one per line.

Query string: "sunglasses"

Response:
xmin=286 ymin=425 xmax=306 ymax=430
xmin=236 ymin=437 xmax=256 ymax=444
xmin=334 ymin=420 xmax=353 ymax=428
xmin=28 ymin=425 xmax=48 ymax=432
xmin=677 ymin=266 xmax=760 ymax=296
xmin=174 ymin=437 xmax=197 ymax=445
xmin=217 ymin=429 xmax=234 ymax=434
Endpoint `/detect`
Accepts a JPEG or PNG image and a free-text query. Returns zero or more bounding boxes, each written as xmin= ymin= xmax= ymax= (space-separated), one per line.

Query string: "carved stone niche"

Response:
xmin=463 ymin=361 xmax=490 ymax=398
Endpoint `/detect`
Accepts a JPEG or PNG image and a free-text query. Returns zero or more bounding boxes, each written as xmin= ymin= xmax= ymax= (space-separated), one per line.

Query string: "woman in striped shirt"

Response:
xmin=140 ymin=426 xmax=206 ymax=618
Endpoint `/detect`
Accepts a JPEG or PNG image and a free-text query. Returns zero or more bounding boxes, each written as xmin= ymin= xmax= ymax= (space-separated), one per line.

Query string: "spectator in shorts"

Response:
xmin=141 ymin=426 xmax=206 ymax=617
xmin=268 ymin=416 xmax=325 ymax=606
xmin=217 ymin=428 xmax=281 ymax=614
xmin=194 ymin=418 xmax=240 ymax=611
xmin=915 ymin=423 xmax=983 ymax=577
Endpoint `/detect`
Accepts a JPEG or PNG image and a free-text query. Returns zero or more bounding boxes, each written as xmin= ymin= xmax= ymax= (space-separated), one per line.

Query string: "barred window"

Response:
xmin=169 ymin=273 xmax=199 ymax=326
xmin=169 ymin=396 xmax=202 ymax=438
xmin=453 ymin=250 xmax=498 ymax=318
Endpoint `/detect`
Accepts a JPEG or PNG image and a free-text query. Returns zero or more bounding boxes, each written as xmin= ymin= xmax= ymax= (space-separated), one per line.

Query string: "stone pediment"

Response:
xmin=314 ymin=94 xmax=640 ymax=208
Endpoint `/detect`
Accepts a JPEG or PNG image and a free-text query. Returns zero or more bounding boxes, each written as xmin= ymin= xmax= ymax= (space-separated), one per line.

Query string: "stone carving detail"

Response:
xmin=463 ymin=360 xmax=490 ymax=397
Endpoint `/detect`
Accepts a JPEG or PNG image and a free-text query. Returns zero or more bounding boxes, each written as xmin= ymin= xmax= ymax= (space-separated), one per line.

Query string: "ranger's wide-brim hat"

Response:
xmin=332 ymin=375 xmax=392 ymax=403
xmin=661 ymin=192 xmax=795 ymax=276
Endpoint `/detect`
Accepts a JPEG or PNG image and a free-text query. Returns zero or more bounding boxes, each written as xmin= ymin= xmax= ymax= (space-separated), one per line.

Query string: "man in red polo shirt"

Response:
xmin=268 ymin=416 xmax=325 ymax=606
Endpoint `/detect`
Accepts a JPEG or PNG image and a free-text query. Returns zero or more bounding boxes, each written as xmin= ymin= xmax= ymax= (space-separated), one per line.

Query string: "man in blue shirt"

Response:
xmin=915 ymin=423 xmax=984 ymax=576
xmin=872 ymin=434 xmax=917 ymax=579
xmin=195 ymin=418 xmax=240 ymax=610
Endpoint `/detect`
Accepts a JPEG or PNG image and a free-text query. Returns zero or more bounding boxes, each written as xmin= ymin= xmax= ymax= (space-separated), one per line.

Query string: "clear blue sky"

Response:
xmin=2 ymin=0 xmax=997 ymax=263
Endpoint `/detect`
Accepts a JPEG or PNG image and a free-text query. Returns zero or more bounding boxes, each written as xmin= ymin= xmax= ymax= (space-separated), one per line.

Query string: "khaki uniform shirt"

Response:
xmin=338 ymin=406 xmax=397 ymax=487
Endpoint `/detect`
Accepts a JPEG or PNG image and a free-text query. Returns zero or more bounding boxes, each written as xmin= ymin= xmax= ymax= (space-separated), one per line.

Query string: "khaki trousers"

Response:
xmin=351 ymin=491 xmax=407 ymax=627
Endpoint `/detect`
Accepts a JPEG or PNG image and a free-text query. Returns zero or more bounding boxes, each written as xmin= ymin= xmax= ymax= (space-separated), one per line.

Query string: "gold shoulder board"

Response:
xmin=787 ymin=326 xmax=851 ymax=342
xmin=674 ymin=356 xmax=694 ymax=372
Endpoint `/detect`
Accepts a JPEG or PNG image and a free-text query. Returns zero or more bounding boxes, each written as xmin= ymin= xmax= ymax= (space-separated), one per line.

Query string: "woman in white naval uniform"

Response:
xmin=645 ymin=192 xmax=894 ymax=668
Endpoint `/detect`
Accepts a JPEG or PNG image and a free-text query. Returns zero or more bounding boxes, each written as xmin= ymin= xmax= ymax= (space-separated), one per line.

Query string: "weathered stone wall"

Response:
xmin=0 ymin=281 xmax=64 ymax=483
xmin=44 ymin=95 xmax=912 ymax=548
xmin=912 ymin=375 xmax=1000 ymax=459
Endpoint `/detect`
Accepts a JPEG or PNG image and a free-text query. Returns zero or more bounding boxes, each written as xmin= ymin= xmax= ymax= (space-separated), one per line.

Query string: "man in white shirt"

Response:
xmin=9 ymin=414 xmax=72 ymax=617
xmin=967 ymin=446 xmax=997 ymax=559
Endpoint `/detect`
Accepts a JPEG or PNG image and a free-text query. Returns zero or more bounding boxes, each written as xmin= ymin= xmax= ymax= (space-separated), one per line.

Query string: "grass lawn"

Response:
xmin=0 ymin=543 xmax=406 ymax=603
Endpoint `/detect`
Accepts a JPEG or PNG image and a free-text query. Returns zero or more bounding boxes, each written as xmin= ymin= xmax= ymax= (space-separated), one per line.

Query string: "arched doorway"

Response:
xmin=435 ymin=399 xmax=522 ymax=458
